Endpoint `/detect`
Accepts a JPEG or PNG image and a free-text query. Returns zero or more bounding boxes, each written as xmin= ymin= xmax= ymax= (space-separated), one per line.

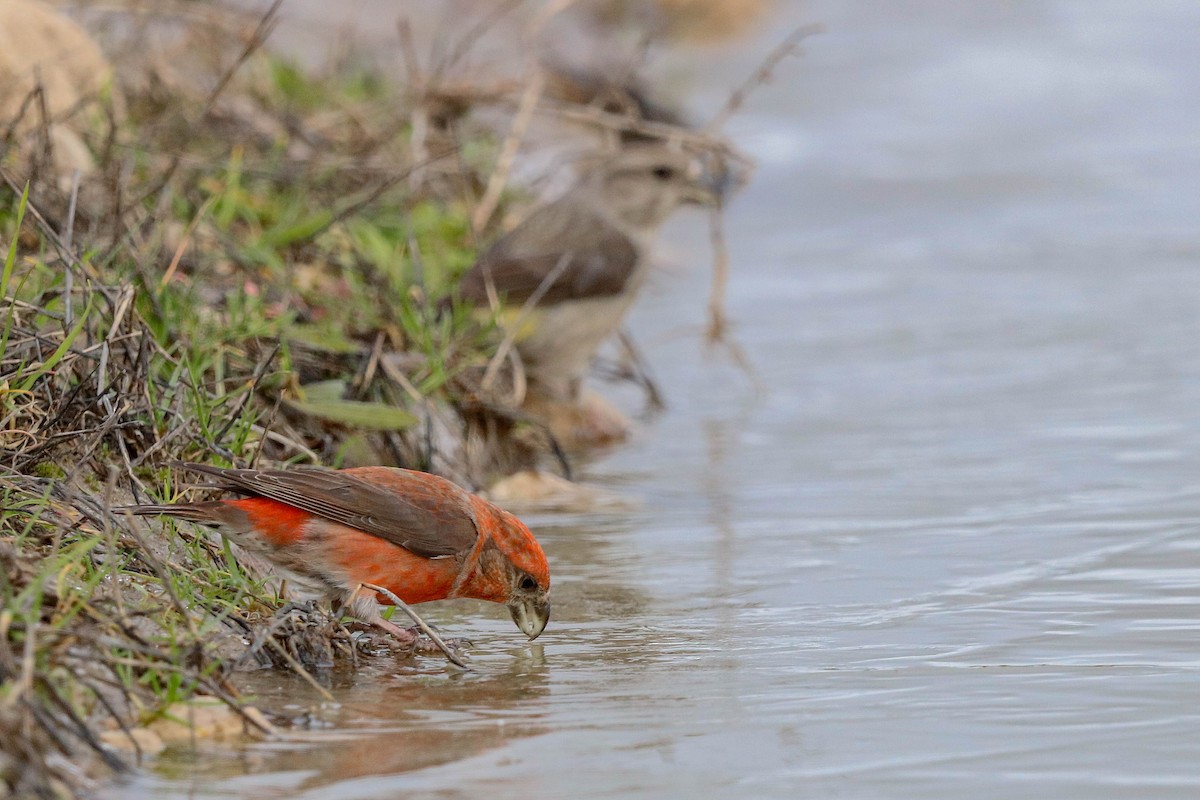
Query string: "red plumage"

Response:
xmin=121 ymin=463 xmax=551 ymax=647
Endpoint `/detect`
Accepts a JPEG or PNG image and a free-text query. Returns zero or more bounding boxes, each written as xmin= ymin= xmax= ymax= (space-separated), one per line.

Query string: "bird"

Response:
xmin=119 ymin=463 xmax=550 ymax=652
xmin=454 ymin=145 xmax=725 ymax=407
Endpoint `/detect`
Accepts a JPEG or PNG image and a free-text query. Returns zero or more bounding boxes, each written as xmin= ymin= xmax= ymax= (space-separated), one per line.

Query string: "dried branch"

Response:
xmin=706 ymin=23 xmax=823 ymax=132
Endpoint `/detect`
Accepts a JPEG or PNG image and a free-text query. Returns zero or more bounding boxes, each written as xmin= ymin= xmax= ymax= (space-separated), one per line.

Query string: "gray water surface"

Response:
xmin=116 ymin=2 xmax=1200 ymax=798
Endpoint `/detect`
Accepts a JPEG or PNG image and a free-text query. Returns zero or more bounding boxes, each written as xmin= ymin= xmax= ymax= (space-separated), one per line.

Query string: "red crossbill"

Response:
xmin=122 ymin=463 xmax=550 ymax=648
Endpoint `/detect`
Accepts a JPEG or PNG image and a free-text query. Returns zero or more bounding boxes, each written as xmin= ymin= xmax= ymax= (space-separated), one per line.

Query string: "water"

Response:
xmin=112 ymin=2 xmax=1200 ymax=797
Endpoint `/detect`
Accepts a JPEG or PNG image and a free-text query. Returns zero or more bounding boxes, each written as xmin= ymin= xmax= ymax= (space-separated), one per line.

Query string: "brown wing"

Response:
xmin=178 ymin=463 xmax=480 ymax=559
xmin=458 ymin=199 xmax=640 ymax=306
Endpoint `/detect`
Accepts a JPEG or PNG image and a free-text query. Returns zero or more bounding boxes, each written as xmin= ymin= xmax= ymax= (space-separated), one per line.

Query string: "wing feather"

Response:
xmin=459 ymin=202 xmax=639 ymax=306
xmin=179 ymin=463 xmax=480 ymax=559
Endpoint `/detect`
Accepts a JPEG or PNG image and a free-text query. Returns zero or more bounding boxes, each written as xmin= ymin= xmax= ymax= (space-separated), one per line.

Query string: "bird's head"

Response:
xmin=589 ymin=146 xmax=726 ymax=229
xmin=457 ymin=499 xmax=551 ymax=640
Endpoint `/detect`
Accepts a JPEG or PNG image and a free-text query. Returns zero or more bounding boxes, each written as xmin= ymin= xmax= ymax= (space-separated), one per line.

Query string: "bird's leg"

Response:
xmin=404 ymin=625 xmax=474 ymax=656
xmin=358 ymin=583 xmax=469 ymax=669
xmin=371 ymin=614 xmax=422 ymax=647
xmin=342 ymin=586 xmax=418 ymax=648
xmin=366 ymin=616 xmax=475 ymax=660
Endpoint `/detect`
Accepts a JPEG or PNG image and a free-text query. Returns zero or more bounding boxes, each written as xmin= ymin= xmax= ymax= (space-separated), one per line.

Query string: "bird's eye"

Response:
xmin=652 ymin=166 xmax=675 ymax=181
xmin=519 ymin=575 xmax=538 ymax=592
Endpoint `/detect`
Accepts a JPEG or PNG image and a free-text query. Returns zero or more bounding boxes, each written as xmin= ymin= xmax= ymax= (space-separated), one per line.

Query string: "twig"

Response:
xmin=361 ymin=583 xmax=469 ymax=669
xmin=433 ymin=0 xmax=526 ymax=77
xmin=469 ymin=0 xmax=581 ymax=234
xmin=302 ymin=148 xmax=459 ymax=243
xmin=396 ymin=19 xmax=423 ymax=88
xmin=705 ymin=204 xmax=730 ymax=342
xmin=210 ymin=341 xmax=280 ymax=445
xmin=38 ymin=675 xmax=127 ymax=772
xmin=458 ymin=395 xmax=573 ymax=481
xmin=700 ymin=206 xmax=764 ymax=391
xmin=63 ymin=169 xmax=81 ymax=328
xmin=247 ymin=424 xmax=322 ymax=463
xmin=127 ymin=0 xmax=283 ymax=214
xmin=706 ymin=24 xmax=823 ymax=132
xmin=200 ymin=0 xmax=283 ymax=121
xmin=472 ymin=69 xmax=545 ymax=233
xmin=0 ymin=83 xmax=44 ymax=152
xmin=265 ymin=637 xmax=336 ymax=702
xmin=480 ymin=252 xmax=572 ymax=393
xmin=33 ymin=70 xmax=54 ymax=177
xmin=159 ymin=195 xmax=216 ymax=292
xmin=0 ymin=167 xmax=96 ymax=279
xmin=378 ymin=352 xmax=428 ymax=406
xmin=615 ymin=329 xmax=665 ymax=412
xmin=114 ymin=510 xmax=200 ymax=640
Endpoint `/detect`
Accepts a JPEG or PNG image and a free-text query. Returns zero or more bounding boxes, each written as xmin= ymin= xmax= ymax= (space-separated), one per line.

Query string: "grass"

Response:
xmin=0 ymin=30 xmax=530 ymax=798
xmin=0 ymin=1 xmax=750 ymax=792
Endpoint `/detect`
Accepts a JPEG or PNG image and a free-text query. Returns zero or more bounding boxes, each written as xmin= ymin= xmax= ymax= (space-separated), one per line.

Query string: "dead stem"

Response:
xmin=705 ymin=204 xmax=730 ymax=343
xmin=0 ymin=5 xmax=778 ymax=795
xmin=481 ymin=251 xmax=573 ymax=395
xmin=706 ymin=24 xmax=824 ymax=133
xmin=360 ymin=582 xmax=469 ymax=669
xmin=265 ymin=638 xmax=336 ymax=702
xmin=473 ymin=69 xmax=546 ymax=234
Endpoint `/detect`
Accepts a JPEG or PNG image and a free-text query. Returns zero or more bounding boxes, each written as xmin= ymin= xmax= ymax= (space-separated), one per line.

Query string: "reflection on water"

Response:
xmin=141 ymin=653 xmax=552 ymax=798
xmin=108 ymin=2 xmax=1200 ymax=798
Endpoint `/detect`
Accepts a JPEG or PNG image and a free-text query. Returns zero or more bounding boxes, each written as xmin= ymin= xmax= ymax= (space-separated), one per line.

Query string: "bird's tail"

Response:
xmin=112 ymin=502 xmax=228 ymax=526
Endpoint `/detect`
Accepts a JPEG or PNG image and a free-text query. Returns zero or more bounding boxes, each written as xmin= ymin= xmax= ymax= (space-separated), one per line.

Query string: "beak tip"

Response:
xmin=510 ymin=599 xmax=550 ymax=641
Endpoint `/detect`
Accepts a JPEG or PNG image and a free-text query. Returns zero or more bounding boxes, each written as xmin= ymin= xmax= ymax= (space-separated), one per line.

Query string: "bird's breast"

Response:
xmin=518 ymin=292 xmax=642 ymax=374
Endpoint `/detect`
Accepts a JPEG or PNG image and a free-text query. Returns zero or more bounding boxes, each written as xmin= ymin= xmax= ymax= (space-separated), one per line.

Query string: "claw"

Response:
xmin=411 ymin=635 xmax=472 ymax=657
xmin=361 ymin=582 xmax=470 ymax=669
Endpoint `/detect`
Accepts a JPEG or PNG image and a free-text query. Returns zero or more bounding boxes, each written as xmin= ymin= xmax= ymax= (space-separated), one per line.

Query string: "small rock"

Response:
xmin=0 ymin=0 xmax=123 ymax=181
xmin=146 ymin=696 xmax=258 ymax=745
xmin=486 ymin=469 xmax=633 ymax=512
xmin=99 ymin=727 xmax=165 ymax=758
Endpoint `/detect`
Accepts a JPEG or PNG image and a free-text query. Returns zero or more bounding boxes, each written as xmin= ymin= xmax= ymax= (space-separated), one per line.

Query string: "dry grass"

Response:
xmin=0 ymin=7 xmax=515 ymax=794
xmin=0 ymin=1 xmax=771 ymax=795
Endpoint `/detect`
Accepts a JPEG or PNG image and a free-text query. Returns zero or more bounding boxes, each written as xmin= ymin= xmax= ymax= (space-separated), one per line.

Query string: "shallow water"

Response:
xmin=110 ymin=2 xmax=1200 ymax=798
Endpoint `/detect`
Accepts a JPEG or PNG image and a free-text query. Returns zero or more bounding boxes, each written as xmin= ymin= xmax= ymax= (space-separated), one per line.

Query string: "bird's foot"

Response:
xmin=372 ymin=618 xmax=470 ymax=658
xmin=411 ymin=635 xmax=472 ymax=660
xmin=405 ymin=625 xmax=473 ymax=657
xmin=370 ymin=617 xmax=470 ymax=666
xmin=371 ymin=616 xmax=418 ymax=648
